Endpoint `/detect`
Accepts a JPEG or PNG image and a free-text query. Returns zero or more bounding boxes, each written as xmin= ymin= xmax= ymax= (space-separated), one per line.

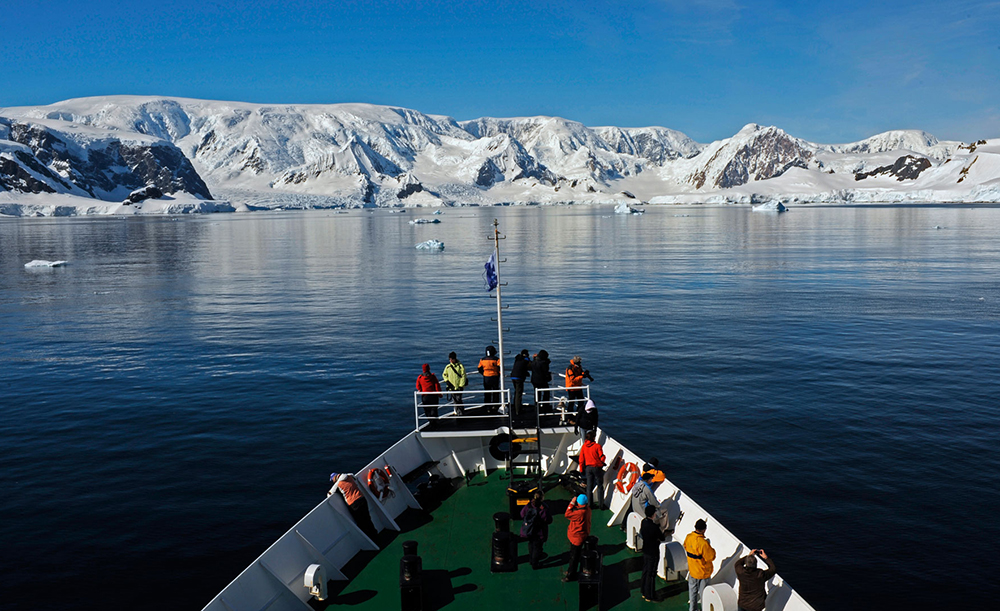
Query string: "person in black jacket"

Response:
xmin=509 ymin=349 xmax=531 ymax=416
xmin=640 ymin=504 xmax=665 ymax=601
xmin=576 ymin=399 xmax=599 ymax=434
xmin=530 ymin=349 xmax=552 ymax=410
xmin=734 ymin=549 xmax=777 ymax=611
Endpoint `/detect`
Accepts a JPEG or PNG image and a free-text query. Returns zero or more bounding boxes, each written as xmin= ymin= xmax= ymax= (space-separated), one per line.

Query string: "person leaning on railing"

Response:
xmin=416 ymin=364 xmax=441 ymax=418
xmin=565 ymin=356 xmax=593 ymax=412
xmin=478 ymin=345 xmax=501 ymax=412
xmin=510 ymin=349 xmax=531 ymax=416
xmin=531 ymin=349 xmax=552 ymax=409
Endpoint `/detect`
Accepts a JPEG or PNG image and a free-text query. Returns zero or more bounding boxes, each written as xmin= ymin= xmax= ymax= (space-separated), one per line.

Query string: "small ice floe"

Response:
xmin=25 ymin=259 xmax=68 ymax=268
xmin=415 ymin=239 xmax=445 ymax=251
xmin=409 ymin=218 xmax=441 ymax=225
xmin=615 ymin=201 xmax=644 ymax=215
xmin=752 ymin=201 xmax=787 ymax=212
xmin=934 ymin=225 xmax=943 ymax=229
xmin=433 ymin=210 xmax=443 ymax=215
xmin=673 ymin=214 xmax=691 ymax=217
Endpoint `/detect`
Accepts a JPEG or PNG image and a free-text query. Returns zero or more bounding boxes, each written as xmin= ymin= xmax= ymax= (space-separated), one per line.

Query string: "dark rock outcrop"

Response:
xmin=854 ymin=155 xmax=932 ymax=182
xmin=1 ymin=117 xmax=211 ymax=200
xmin=124 ymin=185 xmax=164 ymax=204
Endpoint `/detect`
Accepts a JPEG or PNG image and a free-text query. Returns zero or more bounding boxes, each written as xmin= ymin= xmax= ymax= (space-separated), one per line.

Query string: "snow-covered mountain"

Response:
xmin=0 ymin=114 xmax=210 ymax=200
xmin=2 ymin=95 xmax=998 ymax=215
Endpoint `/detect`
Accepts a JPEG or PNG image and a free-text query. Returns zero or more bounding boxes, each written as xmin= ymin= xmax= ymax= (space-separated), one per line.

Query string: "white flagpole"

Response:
xmin=493 ymin=220 xmax=506 ymax=399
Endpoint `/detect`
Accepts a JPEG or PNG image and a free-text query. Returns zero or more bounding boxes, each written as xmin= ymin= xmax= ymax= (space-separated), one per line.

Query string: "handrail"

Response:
xmin=534 ymin=385 xmax=591 ymax=424
xmin=413 ymin=384 xmax=591 ymax=429
xmin=413 ymin=389 xmax=511 ymax=429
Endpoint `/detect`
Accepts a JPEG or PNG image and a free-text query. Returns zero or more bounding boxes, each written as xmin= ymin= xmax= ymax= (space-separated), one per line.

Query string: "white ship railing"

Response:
xmin=413 ymin=389 xmax=510 ymax=428
xmin=535 ymin=385 xmax=591 ymax=424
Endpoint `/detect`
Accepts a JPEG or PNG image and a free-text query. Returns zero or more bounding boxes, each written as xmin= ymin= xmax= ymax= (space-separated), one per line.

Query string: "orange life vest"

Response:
xmin=479 ymin=357 xmax=500 ymax=377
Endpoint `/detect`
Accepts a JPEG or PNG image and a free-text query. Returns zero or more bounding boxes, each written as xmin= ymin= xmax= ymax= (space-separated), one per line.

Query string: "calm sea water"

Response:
xmin=2 ymin=205 xmax=999 ymax=610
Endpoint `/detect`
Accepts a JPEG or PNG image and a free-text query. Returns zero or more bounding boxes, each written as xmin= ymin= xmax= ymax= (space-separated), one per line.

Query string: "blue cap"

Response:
xmin=577 ymin=494 xmax=588 ymax=505
xmin=330 ymin=472 xmax=340 ymax=482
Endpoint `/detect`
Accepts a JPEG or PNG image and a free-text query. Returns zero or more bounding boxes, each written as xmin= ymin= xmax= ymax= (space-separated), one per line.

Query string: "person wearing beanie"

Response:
xmin=684 ymin=519 xmax=716 ymax=611
xmin=478 ymin=345 xmax=501 ymax=412
xmin=577 ymin=398 xmax=599 ymax=433
xmin=562 ymin=493 xmax=592 ymax=582
xmin=442 ymin=351 xmax=468 ymax=415
xmin=415 ymin=363 xmax=441 ymax=418
xmin=531 ymin=349 xmax=552 ymax=410
xmin=509 ymin=348 xmax=531 ymax=417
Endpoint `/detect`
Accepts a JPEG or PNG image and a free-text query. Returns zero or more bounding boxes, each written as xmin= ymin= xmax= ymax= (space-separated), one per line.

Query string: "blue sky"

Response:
xmin=2 ymin=0 xmax=998 ymax=143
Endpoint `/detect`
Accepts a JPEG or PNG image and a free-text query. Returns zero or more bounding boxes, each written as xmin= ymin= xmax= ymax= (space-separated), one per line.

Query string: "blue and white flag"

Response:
xmin=483 ymin=253 xmax=498 ymax=291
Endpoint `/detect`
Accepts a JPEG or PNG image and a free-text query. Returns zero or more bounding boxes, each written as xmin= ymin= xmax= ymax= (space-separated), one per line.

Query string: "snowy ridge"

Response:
xmin=2 ymin=95 xmax=998 ymax=214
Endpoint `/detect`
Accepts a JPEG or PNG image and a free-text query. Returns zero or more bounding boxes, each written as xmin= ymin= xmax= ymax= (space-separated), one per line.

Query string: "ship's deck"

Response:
xmin=323 ymin=471 xmax=690 ymax=610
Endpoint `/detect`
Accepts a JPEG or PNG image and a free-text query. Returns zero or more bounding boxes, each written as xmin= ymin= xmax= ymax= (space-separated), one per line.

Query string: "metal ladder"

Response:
xmin=506 ymin=394 xmax=543 ymax=487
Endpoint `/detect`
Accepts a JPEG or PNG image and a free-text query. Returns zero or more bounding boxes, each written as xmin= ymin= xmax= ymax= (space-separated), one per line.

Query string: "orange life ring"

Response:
xmin=367 ymin=467 xmax=392 ymax=502
xmin=615 ymin=462 xmax=640 ymax=495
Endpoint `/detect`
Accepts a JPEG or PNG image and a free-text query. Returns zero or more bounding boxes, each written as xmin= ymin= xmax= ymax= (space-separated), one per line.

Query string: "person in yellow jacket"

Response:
xmin=442 ymin=352 xmax=468 ymax=415
xmin=683 ymin=519 xmax=716 ymax=611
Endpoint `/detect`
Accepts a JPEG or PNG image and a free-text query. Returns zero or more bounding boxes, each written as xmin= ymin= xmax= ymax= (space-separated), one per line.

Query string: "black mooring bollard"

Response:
xmin=490 ymin=512 xmax=517 ymax=572
xmin=400 ymin=540 xmax=424 ymax=611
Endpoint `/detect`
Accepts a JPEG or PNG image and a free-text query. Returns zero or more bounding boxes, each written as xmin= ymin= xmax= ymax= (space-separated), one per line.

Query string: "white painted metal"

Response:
xmin=414 ymin=388 xmax=510 ymax=426
xmin=704 ymin=583 xmax=739 ymax=611
xmin=534 ymin=385 xmax=591 ymax=424
xmin=203 ymin=427 xmax=817 ymax=611
xmin=303 ymin=564 xmax=327 ymax=600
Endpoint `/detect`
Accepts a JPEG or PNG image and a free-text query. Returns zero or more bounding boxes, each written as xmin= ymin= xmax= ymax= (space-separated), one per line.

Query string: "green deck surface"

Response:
xmin=324 ymin=471 xmax=689 ymax=610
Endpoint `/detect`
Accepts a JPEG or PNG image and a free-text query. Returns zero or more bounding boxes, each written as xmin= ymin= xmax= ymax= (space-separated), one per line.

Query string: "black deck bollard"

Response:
xmin=490 ymin=512 xmax=517 ymax=572
xmin=578 ymin=536 xmax=602 ymax=610
xmin=400 ymin=540 xmax=424 ymax=611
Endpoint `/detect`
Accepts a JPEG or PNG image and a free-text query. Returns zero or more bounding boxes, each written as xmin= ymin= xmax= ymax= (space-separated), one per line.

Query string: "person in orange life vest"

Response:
xmin=478 ymin=345 xmax=501 ymax=412
xmin=330 ymin=473 xmax=378 ymax=541
xmin=642 ymin=458 xmax=666 ymax=485
xmin=578 ymin=429 xmax=607 ymax=510
xmin=562 ymin=493 xmax=592 ymax=582
xmin=565 ymin=356 xmax=592 ymax=412
xmin=415 ymin=364 xmax=441 ymax=418
xmin=683 ymin=519 xmax=717 ymax=611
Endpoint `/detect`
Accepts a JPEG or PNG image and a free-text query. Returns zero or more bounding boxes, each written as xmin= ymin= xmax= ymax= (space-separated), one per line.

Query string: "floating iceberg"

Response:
xmin=415 ymin=240 xmax=445 ymax=251
xmin=433 ymin=210 xmax=442 ymax=215
xmin=409 ymin=218 xmax=441 ymax=225
xmin=25 ymin=259 xmax=68 ymax=268
xmin=614 ymin=201 xmax=644 ymax=215
xmin=751 ymin=201 xmax=787 ymax=212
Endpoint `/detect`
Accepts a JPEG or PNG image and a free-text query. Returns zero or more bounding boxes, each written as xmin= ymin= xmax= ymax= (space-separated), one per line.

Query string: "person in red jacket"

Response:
xmin=415 ymin=363 xmax=441 ymax=418
xmin=562 ymin=493 xmax=592 ymax=582
xmin=578 ymin=429 xmax=607 ymax=510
